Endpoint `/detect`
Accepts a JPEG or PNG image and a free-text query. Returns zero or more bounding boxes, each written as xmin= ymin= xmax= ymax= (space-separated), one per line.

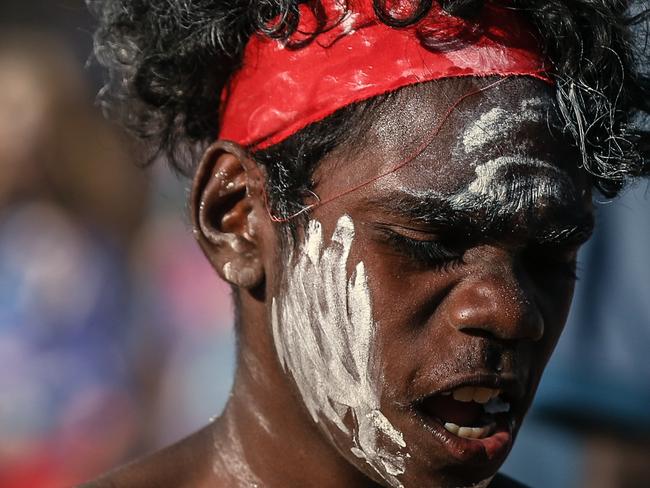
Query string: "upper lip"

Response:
xmin=414 ymin=373 xmax=527 ymax=406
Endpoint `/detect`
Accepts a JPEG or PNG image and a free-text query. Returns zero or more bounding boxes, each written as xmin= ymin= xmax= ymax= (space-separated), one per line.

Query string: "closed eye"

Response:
xmin=378 ymin=228 xmax=465 ymax=269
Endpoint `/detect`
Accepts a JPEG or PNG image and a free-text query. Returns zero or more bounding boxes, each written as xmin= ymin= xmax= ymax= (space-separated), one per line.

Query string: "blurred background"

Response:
xmin=0 ymin=1 xmax=647 ymax=487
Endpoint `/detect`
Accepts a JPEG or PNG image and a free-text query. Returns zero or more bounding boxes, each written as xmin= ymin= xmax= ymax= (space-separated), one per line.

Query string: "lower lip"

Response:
xmin=418 ymin=412 xmax=514 ymax=467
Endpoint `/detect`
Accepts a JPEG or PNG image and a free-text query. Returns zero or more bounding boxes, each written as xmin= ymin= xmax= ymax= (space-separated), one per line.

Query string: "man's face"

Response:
xmin=268 ymin=77 xmax=593 ymax=487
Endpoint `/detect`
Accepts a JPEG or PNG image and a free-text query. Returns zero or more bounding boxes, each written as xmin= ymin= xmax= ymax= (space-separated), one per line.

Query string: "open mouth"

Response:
xmin=413 ymin=380 xmax=521 ymax=465
xmin=420 ymin=386 xmax=511 ymax=440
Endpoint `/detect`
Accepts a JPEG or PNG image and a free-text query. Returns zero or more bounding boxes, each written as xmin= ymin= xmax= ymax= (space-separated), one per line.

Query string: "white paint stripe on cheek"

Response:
xmin=272 ymin=215 xmax=408 ymax=488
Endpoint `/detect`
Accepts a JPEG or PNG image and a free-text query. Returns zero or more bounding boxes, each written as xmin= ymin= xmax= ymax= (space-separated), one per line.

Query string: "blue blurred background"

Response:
xmin=0 ymin=1 xmax=648 ymax=487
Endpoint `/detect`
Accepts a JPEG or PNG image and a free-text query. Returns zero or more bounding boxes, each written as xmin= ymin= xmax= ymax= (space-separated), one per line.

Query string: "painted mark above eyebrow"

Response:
xmin=365 ymin=178 xmax=593 ymax=246
xmin=453 ymin=155 xmax=572 ymax=208
xmin=461 ymin=96 xmax=549 ymax=154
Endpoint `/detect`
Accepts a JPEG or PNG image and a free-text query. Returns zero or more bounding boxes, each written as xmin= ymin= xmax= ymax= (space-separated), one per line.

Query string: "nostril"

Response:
xmin=456 ymin=327 xmax=496 ymax=341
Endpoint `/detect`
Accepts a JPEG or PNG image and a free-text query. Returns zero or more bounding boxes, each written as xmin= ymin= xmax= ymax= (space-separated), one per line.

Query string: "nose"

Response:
xmin=445 ymin=258 xmax=545 ymax=342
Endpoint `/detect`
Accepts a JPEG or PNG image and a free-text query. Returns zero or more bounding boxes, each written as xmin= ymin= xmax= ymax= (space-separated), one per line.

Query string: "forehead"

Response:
xmin=357 ymin=77 xmax=574 ymax=185
xmin=313 ymin=76 xmax=590 ymax=231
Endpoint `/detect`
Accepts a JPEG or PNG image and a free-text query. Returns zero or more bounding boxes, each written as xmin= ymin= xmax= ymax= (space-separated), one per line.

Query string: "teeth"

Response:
xmin=458 ymin=426 xmax=489 ymax=439
xmin=443 ymin=422 xmax=495 ymax=439
xmin=444 ymin=422 xmax=460 ymax=435
xmin=452 ymin=386 xmax=475 ymax=402
xmin=451 ymin=386 xmax=501 ymax=404
xmin=473 ymin=387 xmax=496 ymax=404
xmin=438 ymin=386 xmax=506 ymax=439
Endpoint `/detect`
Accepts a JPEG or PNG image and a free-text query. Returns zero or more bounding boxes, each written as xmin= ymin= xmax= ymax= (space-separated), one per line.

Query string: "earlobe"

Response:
xmin=191 ymin=141 xmax=265 ymax=289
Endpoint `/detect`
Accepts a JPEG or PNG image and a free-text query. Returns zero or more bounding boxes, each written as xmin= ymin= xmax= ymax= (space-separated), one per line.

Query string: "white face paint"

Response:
xmin=449 ymin=155 xmax=576 ymax=213
xmin=443 ymin=93 xmax=575 ymax=213
xmin=271 ymin=215 xmax=408 ymax=487
xmin=462 ymin=97 xmax=546 ymax=154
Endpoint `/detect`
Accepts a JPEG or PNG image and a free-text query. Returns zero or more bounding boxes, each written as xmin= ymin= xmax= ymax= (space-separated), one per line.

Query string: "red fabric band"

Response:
xmin=219 ymin=0 xmax=551 ymax=150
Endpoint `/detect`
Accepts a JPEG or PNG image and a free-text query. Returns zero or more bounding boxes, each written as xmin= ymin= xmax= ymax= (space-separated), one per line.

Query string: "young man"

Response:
xmin=85 ymin=0 xmax=649 ymax=486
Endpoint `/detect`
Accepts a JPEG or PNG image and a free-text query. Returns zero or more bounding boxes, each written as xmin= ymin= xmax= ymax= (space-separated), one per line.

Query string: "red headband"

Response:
xmin=219 ymin=0 xmax=550 ymax=150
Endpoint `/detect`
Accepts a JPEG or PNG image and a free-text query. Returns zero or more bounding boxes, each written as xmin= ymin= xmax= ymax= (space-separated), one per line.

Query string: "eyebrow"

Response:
xmin=364 ymin=190 xmax=595 ymax=247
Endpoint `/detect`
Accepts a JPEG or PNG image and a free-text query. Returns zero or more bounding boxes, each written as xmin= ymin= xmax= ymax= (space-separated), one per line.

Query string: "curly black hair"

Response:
xmin=89 ymin=0 xmax=650 ymax=220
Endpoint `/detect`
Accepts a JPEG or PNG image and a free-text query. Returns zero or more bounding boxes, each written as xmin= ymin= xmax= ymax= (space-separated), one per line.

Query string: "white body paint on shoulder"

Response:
xmin=271 ymin=215 xmax=408 ymax=488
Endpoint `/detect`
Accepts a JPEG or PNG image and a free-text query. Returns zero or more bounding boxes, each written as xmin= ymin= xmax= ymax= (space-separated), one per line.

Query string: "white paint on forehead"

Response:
xmin=466 ymin=156 xmax=564 ymax=200
xmin=449 ymin=155 xmax=572 ymax=212
xmin=462 ymin=96 xmax=548 ymax=154
xmin=398 ymin=153 xmax=575 ymax=222
xmin=272 ymin=215 xmax=408 ymax=487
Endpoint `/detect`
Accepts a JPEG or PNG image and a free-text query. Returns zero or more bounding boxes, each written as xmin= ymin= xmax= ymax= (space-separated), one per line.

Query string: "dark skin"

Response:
xmin=83 ymin=77 xmax=593 ymax=487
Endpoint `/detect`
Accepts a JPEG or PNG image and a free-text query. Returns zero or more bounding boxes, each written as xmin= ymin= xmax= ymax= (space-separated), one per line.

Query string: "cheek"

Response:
xmin=361 ymin=245 xmax=578 ymax=371
xmin=359 ymin=236 xmax=453 ymax=325
xmin=360 ymin=248 xmax=460 ymax=389
xmin=272 ymin=217 xmax=410 ymax=487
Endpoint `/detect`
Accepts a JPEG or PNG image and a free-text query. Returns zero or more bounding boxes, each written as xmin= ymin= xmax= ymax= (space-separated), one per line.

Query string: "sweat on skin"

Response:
xmin=269 ymin=214 xmax=509 ymax=488
xmin=81 ymin=78 xmax=594 ymax=488
xmin=265 ymin=80 xmax=583 ymax=488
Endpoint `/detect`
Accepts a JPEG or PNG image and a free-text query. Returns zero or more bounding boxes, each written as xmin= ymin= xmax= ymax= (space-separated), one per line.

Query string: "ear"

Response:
xmin=191 ymin=141 xmax=266 ymax=289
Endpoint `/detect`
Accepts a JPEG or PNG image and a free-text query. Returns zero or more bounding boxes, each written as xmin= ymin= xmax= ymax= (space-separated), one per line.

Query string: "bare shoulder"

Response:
xmin=78 ymin=425 xmax=219 ymax=488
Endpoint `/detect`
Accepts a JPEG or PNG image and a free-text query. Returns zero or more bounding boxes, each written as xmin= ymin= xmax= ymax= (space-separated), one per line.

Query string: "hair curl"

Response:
xmin=89 ymin=0 xmax=650 ymax=214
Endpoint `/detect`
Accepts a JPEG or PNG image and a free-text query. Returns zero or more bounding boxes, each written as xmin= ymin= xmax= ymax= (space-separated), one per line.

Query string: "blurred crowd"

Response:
xmin=0 ymin=1 xmax=648 ymax=487
xmin=0 ymin=6 xmax=235 ymax=486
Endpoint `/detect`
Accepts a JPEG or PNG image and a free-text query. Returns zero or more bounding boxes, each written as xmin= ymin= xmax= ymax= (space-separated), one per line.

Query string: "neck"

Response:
xmin=209 ymin=322 xmax=378 ymax=487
